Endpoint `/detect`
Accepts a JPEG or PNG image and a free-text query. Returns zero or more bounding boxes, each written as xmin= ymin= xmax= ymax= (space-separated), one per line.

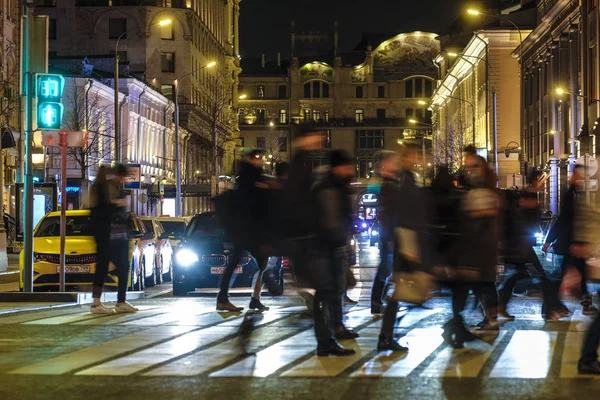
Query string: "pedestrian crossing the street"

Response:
xmin=2 ymin=302 xmax=600 ymax=380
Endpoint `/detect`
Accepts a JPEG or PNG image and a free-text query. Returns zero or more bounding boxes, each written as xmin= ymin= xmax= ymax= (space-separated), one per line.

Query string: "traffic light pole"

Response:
xmin=23 ymin=3 xmax=34 ymax=293
xmin=59 ymin=131 xmax=67 ymax=292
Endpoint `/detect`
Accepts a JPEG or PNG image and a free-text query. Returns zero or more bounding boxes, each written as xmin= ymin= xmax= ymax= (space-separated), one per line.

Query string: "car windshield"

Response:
xmin=141 ymin=220 xmax=154 ymax=234
xmin=159 ymin=221 xmax=186 ymax=236
xmin=35 ymin=216 xmax=94 ymax=237
xmin=186 ymin=215 xmax=225 ymax=239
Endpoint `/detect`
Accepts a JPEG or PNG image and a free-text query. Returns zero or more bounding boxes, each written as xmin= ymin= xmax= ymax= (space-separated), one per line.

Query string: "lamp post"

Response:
xmin=409 ymin=119 xmax=433 ymax=185
xmin=114 ymin=19 xmax=171 ymax=163
xmin=173 ymin=61 xmax=216 ymax=217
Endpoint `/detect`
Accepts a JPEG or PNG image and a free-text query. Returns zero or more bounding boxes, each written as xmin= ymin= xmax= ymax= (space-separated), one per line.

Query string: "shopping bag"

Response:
xmin=392 ymin=271 xmax=433 ymax=305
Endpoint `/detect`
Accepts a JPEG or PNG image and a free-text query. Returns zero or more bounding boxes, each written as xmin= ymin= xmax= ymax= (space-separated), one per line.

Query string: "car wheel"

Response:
xmin=145 ymin=258 xmax=156 ymax=287
xmin=163 ymin=256 xmax=173 ymax=282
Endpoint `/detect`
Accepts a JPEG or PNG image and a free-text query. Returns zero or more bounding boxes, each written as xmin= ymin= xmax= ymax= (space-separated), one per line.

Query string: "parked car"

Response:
xmin=19 ymin=210 xmax=152 ymax=292
xmin=156 ymin=216 xmax=188 ymax=249
xmin=139 ymin=217 xmax=173 ymax=285
xmin=172 ymin=212 xmax=284 ymax=297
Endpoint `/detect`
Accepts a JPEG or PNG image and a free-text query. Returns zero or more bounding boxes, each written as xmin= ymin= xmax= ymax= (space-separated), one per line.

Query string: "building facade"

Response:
xmin=34 ymin=0 xmax=241 ymax=215
xmin=431 ymin=29 xmax=528 ymax=187
xmin=239 ymin=26 xmax=440 ymax=182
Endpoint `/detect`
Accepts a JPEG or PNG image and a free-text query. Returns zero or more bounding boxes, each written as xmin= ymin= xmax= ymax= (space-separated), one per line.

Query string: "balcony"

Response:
xmin=76 ymin=0 xmax=187 ymax=7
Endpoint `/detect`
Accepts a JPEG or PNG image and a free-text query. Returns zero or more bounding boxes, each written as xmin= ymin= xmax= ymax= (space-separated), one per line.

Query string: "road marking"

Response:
xmin=421 ymin=331 xmax=507 ymax=378
xmin=122 ymin=306 xmax=215 ymax=326
xmin=73 ymin=308 xmax=168 ymax=326
xmin=568 ymin=310 xmax=594 ymax=332
xmin=145 ymin=319 xmax=308 ymax=376
xmin=9 ymin=325 xmax=196 ymax=375
xmin=280 ymin=325 xmax=382 ymax=377
xmin=397 ymin=308 xmax=442 ymax=328
xmin=489 ymin=330 xmax=557 ymax=379
xmin=210 ymin=310 xmax=378 ymax=378
xmin=351 ymin=328 xmax=444 ymax=377
xmin=0 ymin=307 xmax=86 ymax=325
xmin=560 ymin=331 xmax=587 ymax=379
xmin=76 ymin=326 xmax=237 ymax=376
xmin=23 ymin=306 xmax=158 ymax=325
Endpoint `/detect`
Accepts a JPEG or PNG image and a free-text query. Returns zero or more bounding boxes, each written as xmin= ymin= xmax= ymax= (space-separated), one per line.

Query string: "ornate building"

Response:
xmin=34 ymin=0 xmax=241 ymax=215
xmin=239 ymin=24 xmax=440 ymax=182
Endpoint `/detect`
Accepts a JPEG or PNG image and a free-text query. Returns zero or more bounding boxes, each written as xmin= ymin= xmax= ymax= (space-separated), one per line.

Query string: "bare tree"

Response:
xmin=0 ymin=44 xmax=19 ymax=129
xmin=61 ymin=80 xmax=114 ymax=180
xmin=188 ymin=71 xmax=237 ymax=192
xmin=260 ymin=128 xmax=288 ymax=175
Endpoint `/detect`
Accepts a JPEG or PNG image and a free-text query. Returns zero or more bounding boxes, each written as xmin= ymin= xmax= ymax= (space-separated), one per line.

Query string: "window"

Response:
xmin=313 ymin=81 xmax=321 ymax=98
xmin=355 ymin=109 xmax=364 ymax=124
xmin=36 ymin=0 xmax=56 ymax=6
xmin=324 ymin=110 xmax=329 ymax=122
xmin=256 ymin=109 xmax=265 ymax=124
xmin=238 ymin=85 xmax=244 ymax=95
xmin=356 ymin=86 xmax=363 ymax=98
xmin=304 ymin=83 xmax=310 ymax=98
xmin=377 ymin=109 xmax=386 ymax=120
xmin=405 ymin=80 xmax=413 ymax=98
xmin=425 ymin=80 xmax=433 ymax=97
xmin=415 ymin=109 xmax=423 ymax=120
xmin=279 ymin=109 xmax=288 ymax=124
xmin=278 ymin=85 xmax=287 ymax=99
xmin=303 ymin=109 xmax=310 ymax=121
xmin=49 ymin=19 xmax=57 ymax=40
xmin=161 ymin=23 xmax=174 ymax=40
xmin=406 ymin=108 xmax=414 ymax=118
xmin=256 ymin=137 xmax=266 ymax=149
xmin=161 ymin=52 xmax=175 ymax=72
xmin=323 ymin=83 xmax=330 ymax=98
xmin=415 ymin=79 xmax=423 ymax=97
xmin=357 ymin=158 xmax=378 ymax=178
xmin=321 ymin=130 xmax=332 ymax=148
xmin=356 ymin=130 xmax=384 ymax=149
xmin=278 ymin=137 xmax=288 ymax=152
xmin=257 ymin=85 xmax=265 ymax=99
xmin=109 ymin=19 xmax=127 ymax=40
xmin=313 ymin=110 xmax=320 ymax=122
xmin=161 ymin=84 xmax=174 ymax=100
xmin=378 ymin=86 xmax=385 ymax=98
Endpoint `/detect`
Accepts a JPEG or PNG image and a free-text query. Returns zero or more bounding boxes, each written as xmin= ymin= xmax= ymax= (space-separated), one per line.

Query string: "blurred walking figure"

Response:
xmin=216 ymin=149 xmax=269 ymax=312
xmin=544 ymin=165 xmax=598 ymax=316
xmin=371 ymin=151 xmax=402 ymax=314
xmin=378 ymin=144 xmax=433 ymax=352
xmin=89 ymin=164 xmax=138 ymax=314
xmin=313 ymin=150 xmax=359 ymax=344
xmin=500 ymin=169 xmax=561 ymax=321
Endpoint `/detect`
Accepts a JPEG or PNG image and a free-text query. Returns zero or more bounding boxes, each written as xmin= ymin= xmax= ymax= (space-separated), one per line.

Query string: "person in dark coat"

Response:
xmin=217 ymin=149 xmax=269 ymax=312
xmin=371 ymin=151 xmax=402 ymax=314
xmin=378 ymin=143 xmax=434 ymax=353
xmin=312 ymin=150 xmax=357 ymax=356
xmin=544 ymin=164 xmax=597 ymax=315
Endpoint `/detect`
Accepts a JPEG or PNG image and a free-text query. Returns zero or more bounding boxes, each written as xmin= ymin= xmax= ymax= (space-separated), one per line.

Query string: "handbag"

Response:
xmin=392 ymin=270 xmax=433 ymax=305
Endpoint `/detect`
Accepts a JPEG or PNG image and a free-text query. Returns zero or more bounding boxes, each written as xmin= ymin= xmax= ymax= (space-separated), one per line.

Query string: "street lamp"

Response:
xmin=418 ymin=100 xmax=427 ymax=106
xmin=114 ymin=19 xmax=171 ymax=162
xmin=555 ymin=87 xmax=600 ymax=102
xmin=238 ymin=94 xmax=247 ymax=100
xmin=174 ymin=60 xmax=217 ymax=217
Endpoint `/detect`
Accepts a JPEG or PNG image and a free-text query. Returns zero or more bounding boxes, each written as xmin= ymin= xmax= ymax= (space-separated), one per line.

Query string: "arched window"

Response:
xmin=323 ymin=83 xmax=330 ymax=98
xmin=378 ymin=86 xmax=385 ymax=98
xmin=356 ymin=86 xmax=363 ymax=98
xmin=304 ymin=83 xmax=311 ymax=98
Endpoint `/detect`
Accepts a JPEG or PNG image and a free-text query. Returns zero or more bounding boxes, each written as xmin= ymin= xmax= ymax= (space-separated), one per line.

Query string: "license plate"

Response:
xmin=496 ymin=264 xmax=505 ymax=274
xmin=211 ymin=267 xmax=242 ymax=274
xmin=56 ymin=265 xmax=90 ymax=274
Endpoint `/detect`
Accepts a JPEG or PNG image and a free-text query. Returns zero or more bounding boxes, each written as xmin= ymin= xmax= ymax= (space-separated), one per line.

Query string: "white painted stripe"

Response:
xmin=489 ymin=331 xmax=557 ymax=379
xmin=9 ymin=325 xmax=196 ymax=375
xmin=421 ymin=331 xmax=507 ymax=378
xmin=23 ymin=306 xmax=158 ymax=325
xmin=0 ymin=307 xmax=86 ymax=325
xmin=76 ymin=326 xmax=237 ymax=376
xmin=122 ymin=306 xmax=215 ymax=326
xmin=351 ymin=328 xmax=444 ymax=377
xmin=73 ymin=308 xmax=168 ymax=326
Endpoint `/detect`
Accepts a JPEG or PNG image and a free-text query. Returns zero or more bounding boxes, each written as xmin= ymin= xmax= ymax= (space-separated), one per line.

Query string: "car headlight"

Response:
xmin=175 ymin=249 xmax=199 ymax=267
xmin=372 ymin=230 xmax=379 ymax=236
xmin=350 ymin=239 xmax=356 ymax=246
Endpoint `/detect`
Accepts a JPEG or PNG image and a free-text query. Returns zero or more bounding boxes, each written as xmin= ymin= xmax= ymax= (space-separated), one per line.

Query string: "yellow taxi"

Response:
xmin=19 ymin=209 xmax=151 ymax=291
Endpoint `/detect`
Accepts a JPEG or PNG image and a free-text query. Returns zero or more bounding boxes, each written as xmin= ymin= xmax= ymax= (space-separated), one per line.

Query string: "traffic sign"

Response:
xmin=42 ymin=131 xmax=88 ymax=147
xmin=123 ymin=164 xmax=141 ymax=190
xmin=576 ymin=155 xmax=598 ymax=177
xmin=42 ymin=131 xmax=60 ymax=147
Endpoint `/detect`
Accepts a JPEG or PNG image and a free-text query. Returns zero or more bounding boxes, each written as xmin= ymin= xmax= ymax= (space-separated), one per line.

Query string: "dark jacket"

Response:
xmin=546 ymin=185 xmax=577 ymax=255
xmin=233 ymin=161 xmax=267 ymax=246
xmin=378 ymin=175 xmax=402 ymax=241
xmin=313 ymin=173 xmax=353 ymax=250
xmin=283 ymin=151 xmax=317 ymax=238
xmin=504 ymin=188 xmax=539 ymax=263
xmin=430 ymin=168 xmax=463 ymax=265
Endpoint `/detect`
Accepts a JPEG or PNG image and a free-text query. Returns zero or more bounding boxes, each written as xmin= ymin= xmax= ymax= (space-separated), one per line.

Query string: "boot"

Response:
xmin=249 ymin=297 xmax=269 ymax=312
xmin=377 ymin=335 xmax=408 ymax=352
xmin=581 ymin=294 xmax=598 ymax=315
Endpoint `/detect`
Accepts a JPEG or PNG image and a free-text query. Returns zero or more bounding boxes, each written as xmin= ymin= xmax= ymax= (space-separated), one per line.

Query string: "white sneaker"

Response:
xmin=115 ymin=302 xmax=139 ymax=314
xmin=90 ymin=304 xmax=115 ymax=315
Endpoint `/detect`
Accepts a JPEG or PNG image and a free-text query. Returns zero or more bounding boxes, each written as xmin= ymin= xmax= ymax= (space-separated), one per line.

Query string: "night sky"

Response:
xmin=239 ymin=0 xmax=470 ymax=58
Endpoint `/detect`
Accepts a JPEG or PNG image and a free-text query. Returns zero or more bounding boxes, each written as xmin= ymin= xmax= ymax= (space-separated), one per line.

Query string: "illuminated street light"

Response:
xmin=409 ymin=119 xmax=418 ymax=124
xmin=269 ymin=121 xmax=275 ymax=127
xmin=467 ymin=9 xmax=480 ymax=15
xmin=418 ymin=100 xmax=427 ymax=105
xmin=238 ymin=94 xmax=247 ymax=100
xmin=397 ymin=140 xmax=404 ymax=145
xmin=447 ymin=52 xmax=459 ymax=57
xmin=555 ymin=88 xmax=566 ymax=96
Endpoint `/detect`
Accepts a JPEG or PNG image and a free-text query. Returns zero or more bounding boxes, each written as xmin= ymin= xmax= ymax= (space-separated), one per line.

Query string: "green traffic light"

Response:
xmin=37 ymin=102 xmax=64 ymax=130
xmin=36 ymin=74 xmax=65 ymax=130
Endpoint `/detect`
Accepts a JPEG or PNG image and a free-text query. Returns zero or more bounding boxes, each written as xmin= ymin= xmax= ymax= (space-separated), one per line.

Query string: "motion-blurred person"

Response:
xmin=500 ymin=169 xmax=561 ymax=321
xmin=217 ymin=149 xmax=269 ymax=312
xmin=544 ymin=165 xmax=597 ymax=315
xmin=371 ymin=151 xmax=402 ymax=314
xmin=90 ymin=164 xmax=139 ymax=314
xmin=378 ymin=144 xmax=434 ymax=352
xmin=314 ymin=150 xmax=359 ymax=342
